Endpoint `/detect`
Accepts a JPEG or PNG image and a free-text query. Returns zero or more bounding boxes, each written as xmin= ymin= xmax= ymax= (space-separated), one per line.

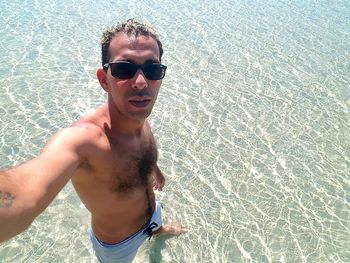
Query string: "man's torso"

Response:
xmin=69 ymin=105 xmax=158 ymax=243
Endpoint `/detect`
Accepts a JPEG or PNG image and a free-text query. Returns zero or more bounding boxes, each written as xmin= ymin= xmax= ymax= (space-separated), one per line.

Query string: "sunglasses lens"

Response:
xmin=110 ymin=62 xmax=136 ymax=79
xmin=108 ymin=62 xmax=166 ymax=80
xmin=143 ymin=64 xmax=166 ymax=80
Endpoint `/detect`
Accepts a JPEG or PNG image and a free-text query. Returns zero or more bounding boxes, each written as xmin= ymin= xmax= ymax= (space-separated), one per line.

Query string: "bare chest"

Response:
xmin=88 ymin=137 xmax=158 ymax=193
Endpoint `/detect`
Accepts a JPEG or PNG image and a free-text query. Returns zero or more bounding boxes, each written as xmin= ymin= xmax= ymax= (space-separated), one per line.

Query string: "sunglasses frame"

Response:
xmin=103 ymin=61 xmax=167 ymax=80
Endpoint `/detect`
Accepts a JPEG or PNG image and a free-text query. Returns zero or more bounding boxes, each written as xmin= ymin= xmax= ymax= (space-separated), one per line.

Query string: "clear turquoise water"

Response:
xmin=0 ymin=0 xmax=349 ymax=262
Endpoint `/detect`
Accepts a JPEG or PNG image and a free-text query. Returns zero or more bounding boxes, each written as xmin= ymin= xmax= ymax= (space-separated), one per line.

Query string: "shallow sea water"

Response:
xmin=0 ymin=0 xmax=349 ymax=262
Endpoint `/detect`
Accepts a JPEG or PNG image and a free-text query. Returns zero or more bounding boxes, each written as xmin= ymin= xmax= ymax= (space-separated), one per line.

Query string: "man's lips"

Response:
xmin=128 ymin=98 xmax=151 ymax=108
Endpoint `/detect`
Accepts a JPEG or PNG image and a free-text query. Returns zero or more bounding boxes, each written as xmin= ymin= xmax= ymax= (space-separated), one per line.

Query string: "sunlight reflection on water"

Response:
xmin=0 ymin=0 xmax=349 ymax=262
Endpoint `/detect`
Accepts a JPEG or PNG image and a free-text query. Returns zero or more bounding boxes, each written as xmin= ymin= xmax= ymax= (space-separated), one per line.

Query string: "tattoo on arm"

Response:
xmin=0 ymin=191 xmax=16 ymax=208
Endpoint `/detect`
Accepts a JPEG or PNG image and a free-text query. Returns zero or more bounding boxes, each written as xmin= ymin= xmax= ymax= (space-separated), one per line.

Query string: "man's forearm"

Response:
xmin=0 ymin=189 xmax=15 ymax=208
xmin=153 ymin=165 xmax=165 ymax=191
xmin=0 ymin=171 xmax=36 ymax=243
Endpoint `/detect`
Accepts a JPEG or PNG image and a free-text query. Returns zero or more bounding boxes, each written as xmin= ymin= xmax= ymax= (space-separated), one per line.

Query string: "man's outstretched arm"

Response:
xmin=0 ymin=126 xmax=89 ymax=243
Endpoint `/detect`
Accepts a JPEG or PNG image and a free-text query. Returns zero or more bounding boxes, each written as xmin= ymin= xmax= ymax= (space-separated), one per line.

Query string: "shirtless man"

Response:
xmin=0 ymin=19 xmax=184 ymax=262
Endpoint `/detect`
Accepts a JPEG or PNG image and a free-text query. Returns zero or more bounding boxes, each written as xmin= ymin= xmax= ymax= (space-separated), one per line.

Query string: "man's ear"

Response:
xmin=97 ymin=68 xmax=109 ymax=92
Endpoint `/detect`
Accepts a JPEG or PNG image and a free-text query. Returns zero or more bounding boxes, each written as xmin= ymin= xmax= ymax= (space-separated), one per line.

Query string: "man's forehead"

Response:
xmin=109 ymin=33 xmax=160 ymax=59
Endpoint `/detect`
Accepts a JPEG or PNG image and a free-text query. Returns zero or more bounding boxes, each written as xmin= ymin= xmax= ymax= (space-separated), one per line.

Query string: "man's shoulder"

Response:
xmin=46 ymin=115 xmax=106 ymax=150
xmin=70 ymin=105 xmax=108 ymax=138
xmin=47 ymin=125 xmax=101 ymax=147
xmin=67 ymin=120 xmax=105 ymax=143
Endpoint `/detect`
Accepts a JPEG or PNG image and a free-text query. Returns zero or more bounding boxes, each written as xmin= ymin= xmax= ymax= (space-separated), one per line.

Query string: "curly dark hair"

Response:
xmin=101 ymin=19 xmax=163 ymax=69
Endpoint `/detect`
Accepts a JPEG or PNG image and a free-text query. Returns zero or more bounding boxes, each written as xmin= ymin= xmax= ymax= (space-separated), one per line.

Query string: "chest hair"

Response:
xmin=114 ymin=140 xmax=157 ymax=193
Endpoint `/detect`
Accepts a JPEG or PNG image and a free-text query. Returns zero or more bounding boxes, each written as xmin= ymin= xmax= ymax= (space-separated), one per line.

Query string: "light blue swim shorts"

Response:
xmin=90 ymin=201 xmax=163 ymax=263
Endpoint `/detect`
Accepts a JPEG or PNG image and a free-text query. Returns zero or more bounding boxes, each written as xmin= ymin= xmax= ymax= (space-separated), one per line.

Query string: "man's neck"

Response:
xmin=105 ymin=101 xmax=145 ymax=137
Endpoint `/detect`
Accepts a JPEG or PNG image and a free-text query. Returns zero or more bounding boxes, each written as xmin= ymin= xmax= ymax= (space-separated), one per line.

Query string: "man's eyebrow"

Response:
xmin=114 ymin=59 xmax=160 ymax=64
xmin=144 ymin=59 xmax=160 ymax=64
xmin=116 ymin=59 xmax=133 ymax=63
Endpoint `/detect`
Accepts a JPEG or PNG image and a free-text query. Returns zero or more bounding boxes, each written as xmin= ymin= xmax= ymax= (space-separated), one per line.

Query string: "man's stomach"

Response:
xmin=73 ymin=182 xmax=156 ymax=243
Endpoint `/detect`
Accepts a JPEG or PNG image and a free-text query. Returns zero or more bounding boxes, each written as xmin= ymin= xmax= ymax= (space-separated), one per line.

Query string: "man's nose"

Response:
xmin=132 ymin=69 xmax=147 ymax=90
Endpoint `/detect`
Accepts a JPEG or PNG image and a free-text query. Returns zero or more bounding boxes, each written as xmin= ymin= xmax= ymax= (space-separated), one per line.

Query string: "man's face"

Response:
xmin=104 ymin=33 xmax=163 ymax=122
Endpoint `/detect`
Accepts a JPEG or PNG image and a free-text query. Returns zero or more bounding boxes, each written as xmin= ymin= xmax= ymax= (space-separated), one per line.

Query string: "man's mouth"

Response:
xmin=128 ymin=98 xmax=151 ymax=108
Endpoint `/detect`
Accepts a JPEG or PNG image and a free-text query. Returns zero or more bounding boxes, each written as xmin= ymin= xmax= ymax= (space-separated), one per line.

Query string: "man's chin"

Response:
xmin=127 ymin=109 xmax=153 ymax=122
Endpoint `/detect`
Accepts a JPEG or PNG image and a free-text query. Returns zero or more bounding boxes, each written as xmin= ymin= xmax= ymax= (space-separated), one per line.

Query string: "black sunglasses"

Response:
xmin=103 ymin=61 xmax=167 ymax=80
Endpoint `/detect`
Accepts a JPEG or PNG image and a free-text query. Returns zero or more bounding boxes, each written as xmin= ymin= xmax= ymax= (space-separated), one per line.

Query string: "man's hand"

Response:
xmin=153 ymin=165 xmax=165 ymax=191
